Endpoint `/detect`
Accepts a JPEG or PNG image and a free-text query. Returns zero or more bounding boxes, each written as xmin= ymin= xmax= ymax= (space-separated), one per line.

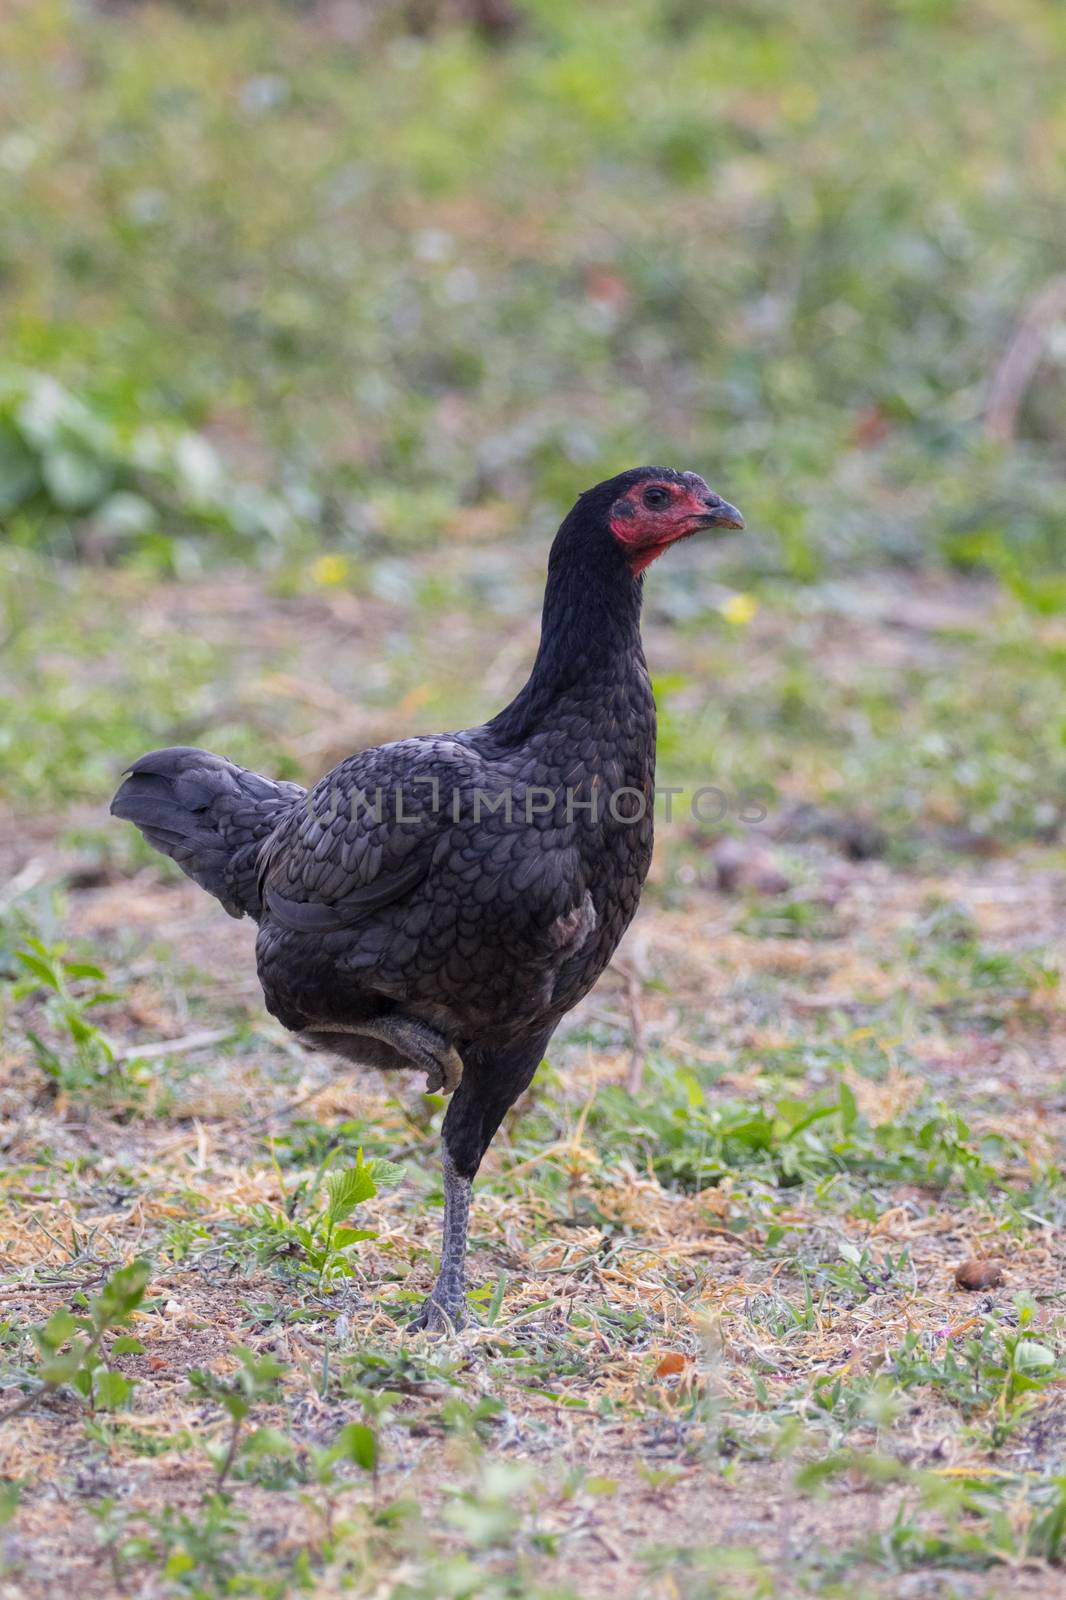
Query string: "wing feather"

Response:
xmin=263 ymin=856 xmax=428 ymax=931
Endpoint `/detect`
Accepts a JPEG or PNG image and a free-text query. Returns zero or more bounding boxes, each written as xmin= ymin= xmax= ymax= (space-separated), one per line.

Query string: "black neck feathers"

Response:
xmin=488 ymin=513 xmax=645 ymax=744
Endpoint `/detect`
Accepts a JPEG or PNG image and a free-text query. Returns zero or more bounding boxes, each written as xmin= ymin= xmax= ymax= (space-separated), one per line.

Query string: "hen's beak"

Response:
xmin=696 ymin=497 xmax=745 ymax=531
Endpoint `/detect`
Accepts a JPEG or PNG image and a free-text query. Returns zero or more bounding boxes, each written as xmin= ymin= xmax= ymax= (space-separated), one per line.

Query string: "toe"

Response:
xmin=409 ymin=1293 xmax=467 ymax=1334
xmin=440 ymin=1047 xmax=464 ymax=1096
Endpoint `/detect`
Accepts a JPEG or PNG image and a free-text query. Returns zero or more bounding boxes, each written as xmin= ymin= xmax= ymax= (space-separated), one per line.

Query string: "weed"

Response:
xmin=573 ymin=1061 xmax=1019 ymax=1201
xmin=188 ymin=1346 xmax=289 ymax=1486
xmin=887 ymin=1301 xmax=1064 ymax=1445
xmin=121 ymin=1494 xmax=257 ymax=1596
xmin=3 ymin=7 xmax=1066 ymax=1594
xmin=828 ymin=1241 xmax=913 ymax=1304
xmin=0 ymin=1259 xmax=150 ymax=1422
xmin=235 ymin=1147 xmax=404 ymax=1290
xmin=906 ymin=899 xmax=1059 ymax=1011
xmin=642 ymin=1542 xmax=777 ymax=1599
xmin=8 ymin=937 xmax=152 ymax=1107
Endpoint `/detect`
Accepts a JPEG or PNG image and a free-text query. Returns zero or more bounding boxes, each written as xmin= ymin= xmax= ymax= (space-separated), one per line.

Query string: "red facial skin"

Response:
xmin=608 ymin=476 xmax=736 ymax=576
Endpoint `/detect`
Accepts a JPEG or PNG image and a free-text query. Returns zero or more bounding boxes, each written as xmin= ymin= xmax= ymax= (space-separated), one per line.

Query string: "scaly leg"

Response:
xmin=409 ymin=1148 xmax=471 ymax=1331
xmin=300 ymin=1014 xmax=463 ymax=1094
xmin=410 ymin=1029 xmax=553 ymax=1334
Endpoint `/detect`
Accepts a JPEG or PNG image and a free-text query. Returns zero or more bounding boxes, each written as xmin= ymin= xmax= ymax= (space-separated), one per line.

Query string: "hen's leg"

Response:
xmin=301 ymin=1015 xmax=463 ymax=1094
xmin=411 ymin=1030 xmax=552 ymax=1333
xmin=409 ymin=1149 xmax=471 ymax=1332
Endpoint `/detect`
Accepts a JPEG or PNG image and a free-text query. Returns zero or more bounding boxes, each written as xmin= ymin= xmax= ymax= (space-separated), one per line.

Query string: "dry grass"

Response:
xmin=2 ymin=570 xmax=1066 ymax=1600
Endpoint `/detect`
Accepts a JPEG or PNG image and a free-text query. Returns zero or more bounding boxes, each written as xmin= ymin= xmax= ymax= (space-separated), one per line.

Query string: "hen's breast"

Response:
xmin=513 ymin=667 xmax=657 ymax=1020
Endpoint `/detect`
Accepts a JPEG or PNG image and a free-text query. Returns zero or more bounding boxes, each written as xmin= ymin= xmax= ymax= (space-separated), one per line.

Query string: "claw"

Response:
xmin=440 ymin=1045 xmax=463 ymax=1095
xmin=410 ymin=1292 xmax=467 ymax=1333
xmin=425 ymin=1045 xmax=463 ymax=1097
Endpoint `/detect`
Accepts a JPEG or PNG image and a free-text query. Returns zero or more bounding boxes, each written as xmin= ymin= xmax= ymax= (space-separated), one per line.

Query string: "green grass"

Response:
xmin=4 ymin=545 xmax=1065 ymax=857
xmin=2 ymin=0 xmax=1066 ymax=587
xmin=3 ymin=4 xmax=1066 ymax=1596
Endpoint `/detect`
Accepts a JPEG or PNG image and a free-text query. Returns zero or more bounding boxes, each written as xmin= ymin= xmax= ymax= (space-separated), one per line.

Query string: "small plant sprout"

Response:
xmin=0 ymin=1259 xmax=150 ymax=1423
xmin=187 ymin=1346 xmax=289 ymax=1486
xmin=302 ymin=1421 xmax=379 ymax=1549
xmin=11 ymin=937 xmax=149 ymax=1104
xmin=240 ymin=1145 xmax=404 ymax=1292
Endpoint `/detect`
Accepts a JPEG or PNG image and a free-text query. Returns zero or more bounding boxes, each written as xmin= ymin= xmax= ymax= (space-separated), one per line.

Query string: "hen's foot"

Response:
xmin=409 ymin=1287 xmax=468 ymax=1334
xmin=300 ymin=1015 xmax=463 ymax=1096
xmin=421 ymin=1041 xmax=464 ymax=1096
xmin=377 ymin=1016 xmax=462 ymax=1095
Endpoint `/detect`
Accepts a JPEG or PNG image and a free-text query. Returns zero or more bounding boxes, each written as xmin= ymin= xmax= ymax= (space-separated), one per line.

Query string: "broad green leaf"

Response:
xmin=0 ymin=426 xmax=39 ymax=512
xmin=91 ymin=1260 xmax=151 ymax=1328
xmin=332 ymin=1421 xmax=377 ymax=1471
xmin=332 ymin=1227 xmax=376 ymax=1249
xmin=16 ymin=373 xmax=112 ymax=454
xmin=364 ymin=1157 xmax=403 ymax=1189
xmin=326 ymin=1162 xmax=377 ymax=1224
xmin=96 ymin=491 xmax=158 ymax=537
xmin=1014 ymin=1341 xmax=1056 ymax=1372
xmin=93 ymin=1370 xmax=135 ymax=1411
xmin=41 ymin=448 xmax=113 ymax=511
xmin=39 ymin=1343 xmax=92 ymax=1385
xmin=173 ymin=432 xmax=224 ymax=502
xmin=15 ymin=949 xmax=60 ymax=989
xmin=35 ymin=1308 xmax=77 ymax=1353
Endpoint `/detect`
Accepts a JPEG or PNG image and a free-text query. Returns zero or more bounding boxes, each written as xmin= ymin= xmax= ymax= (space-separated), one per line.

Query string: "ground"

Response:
xmin=2 ymin=554 xmax=1065 ymax=1600
xmin=3 ymin=2 xmax=1066 ymax=1592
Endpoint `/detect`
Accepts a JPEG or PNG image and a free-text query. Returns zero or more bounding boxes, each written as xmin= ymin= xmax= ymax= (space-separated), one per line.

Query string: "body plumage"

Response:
xmin=112 ymin=466 xmax=742 ymax=1327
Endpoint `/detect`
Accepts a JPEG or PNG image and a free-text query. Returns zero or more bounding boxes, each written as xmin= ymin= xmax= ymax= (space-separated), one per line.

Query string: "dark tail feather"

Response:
xmin=110 ymin=747 xmax=305 ymax=920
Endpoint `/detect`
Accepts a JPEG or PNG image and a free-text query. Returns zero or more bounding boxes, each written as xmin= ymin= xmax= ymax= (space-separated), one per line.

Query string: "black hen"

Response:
xmin=112 ymin=467 xmax=743 ymax=1328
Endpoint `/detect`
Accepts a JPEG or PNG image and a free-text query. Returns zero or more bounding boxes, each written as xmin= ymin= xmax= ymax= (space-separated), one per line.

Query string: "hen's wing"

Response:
xmin=259 ymin=734 xmax=592 ymax=942
xmin=258 ymin=737 xmax=484 ymax=933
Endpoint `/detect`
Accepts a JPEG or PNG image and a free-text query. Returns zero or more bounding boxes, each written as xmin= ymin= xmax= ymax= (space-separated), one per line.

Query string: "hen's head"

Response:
xmin=565 ymin=466 xmax=744 ymax=578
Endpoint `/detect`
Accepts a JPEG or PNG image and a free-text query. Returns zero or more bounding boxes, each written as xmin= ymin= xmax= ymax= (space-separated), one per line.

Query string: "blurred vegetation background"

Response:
xmin=1 ymin=0 xmax=1065 ymax=840
xmin=2 ymin=0 xmax=1065 ymax=580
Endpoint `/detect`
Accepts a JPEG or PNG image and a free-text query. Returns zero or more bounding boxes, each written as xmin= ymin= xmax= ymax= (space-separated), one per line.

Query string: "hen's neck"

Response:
xmin=488 ymin=544 xmax=648 ymax=744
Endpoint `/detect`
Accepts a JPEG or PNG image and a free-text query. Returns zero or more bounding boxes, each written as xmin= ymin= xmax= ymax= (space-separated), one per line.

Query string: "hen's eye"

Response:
xmin=643 ymin=486 xmax=670 ymax=508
